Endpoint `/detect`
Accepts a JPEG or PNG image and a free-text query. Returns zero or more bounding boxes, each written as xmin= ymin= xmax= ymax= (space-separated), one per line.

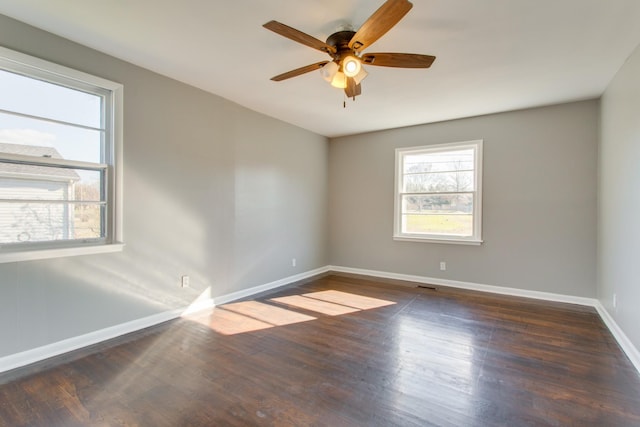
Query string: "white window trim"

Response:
xmin=0 ymin=45 xmax=124 ymax=263
xmin=394 ymin=140 xmax=483 ymax=245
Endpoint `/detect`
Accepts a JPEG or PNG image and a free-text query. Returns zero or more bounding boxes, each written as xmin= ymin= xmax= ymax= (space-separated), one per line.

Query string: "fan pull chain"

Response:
xmin=342 ymin=94 xmax=357 ymax=108
xmin=342 ymin=97 xmax=358 ymax=108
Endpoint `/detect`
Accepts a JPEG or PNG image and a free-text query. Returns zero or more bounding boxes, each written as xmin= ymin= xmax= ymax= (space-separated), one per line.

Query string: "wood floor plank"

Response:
xmin=1 ymin=274 xmax=640 ymax=426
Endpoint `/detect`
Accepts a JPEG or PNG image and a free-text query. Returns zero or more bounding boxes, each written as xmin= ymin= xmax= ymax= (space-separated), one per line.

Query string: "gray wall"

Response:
xmin=598 ymin=43 xmax=640 ymax=350
xmin=329 ymin=100 xmax=598 ymax=297
xmin=0 ymin=15 xmax=328 ymax=358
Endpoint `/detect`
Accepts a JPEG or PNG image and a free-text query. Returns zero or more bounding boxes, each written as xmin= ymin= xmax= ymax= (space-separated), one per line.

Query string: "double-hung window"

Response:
xmin=394 ymin=140 xmax=483 ymax=244
xmin=0 ymin=46 xmax=123 ymax=263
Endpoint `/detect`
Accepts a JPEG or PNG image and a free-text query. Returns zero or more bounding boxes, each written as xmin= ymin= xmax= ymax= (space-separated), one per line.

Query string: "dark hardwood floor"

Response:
xmin=1 ymin=274 xmax=640 ymax=426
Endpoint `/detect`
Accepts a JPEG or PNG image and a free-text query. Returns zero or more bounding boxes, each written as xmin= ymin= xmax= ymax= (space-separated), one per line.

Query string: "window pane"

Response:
xmin=402 ymin=194 xmax=473 ymax=214
xmin=403 ymin=171 xmax=474 ymax=193
xmin=403 ymin=148 xmax=474 ymax=173
xmin=402 ymin=194 xmax=473 ymax=236
xmin=0 ymin=112 xmax=103 ymax=163
xmin=0 ymin=164 xmax=102 ymax=201
xmin=0 ymin=202 xmax=104 ymax=244
xmin=0 ymin=161 xmax=105 ymax=244
xmin=0 ymin=69 xmax=102 ymax=128
xmin=402 ymin=213 xmax=473 ymax=236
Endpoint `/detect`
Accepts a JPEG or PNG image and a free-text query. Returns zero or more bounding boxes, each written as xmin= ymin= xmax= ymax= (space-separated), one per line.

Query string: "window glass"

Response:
xmin=0 ymin=69 xmax=102 ymax=128
xmin=0 ymin=111 xmax=103 ymax=163
xmin=402 ymin=171 xmax=475 ymax=193
xmin=395 ymin=141 xmax=482 ymax=244
xmin=0 ymin=202 xmax=103 ymax=244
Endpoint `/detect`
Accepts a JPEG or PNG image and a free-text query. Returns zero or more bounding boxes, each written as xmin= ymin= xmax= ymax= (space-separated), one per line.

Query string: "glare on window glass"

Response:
xmin=0 ymin=69 xmax=102 ymax=128
xmin=403 ymin=149 xmax=474 ymax=173
xmin=0 ymin=112 xmax=102 ymax=163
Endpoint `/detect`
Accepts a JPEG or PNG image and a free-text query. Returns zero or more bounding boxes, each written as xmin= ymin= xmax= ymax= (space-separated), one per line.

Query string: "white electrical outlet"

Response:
xmin=613 ymin=293 xmax=617 ymax=309
xmin=292 ymin=258 xmax=297 ymax=267
xmin=440 ymin=261 xmax=446 ymax=271
xmin=181 ymin=275 xmax=190 ymax=288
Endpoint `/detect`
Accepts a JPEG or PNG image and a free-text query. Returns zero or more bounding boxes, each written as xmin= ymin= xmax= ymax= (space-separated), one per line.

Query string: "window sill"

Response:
xmin=0 ymin=243 xmax=125 ymax=264
xmin=393 ymin=235 xmax=483 ymax=246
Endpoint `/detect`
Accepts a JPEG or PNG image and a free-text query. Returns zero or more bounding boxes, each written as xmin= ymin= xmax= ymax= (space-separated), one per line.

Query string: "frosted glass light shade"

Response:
xmin=330 ymin=71 xmax=347 ymax=88
xmin=353 ymin=67 xmax=368 ymax=85
xmin=320 ymin=61 xmax=339 ymax=82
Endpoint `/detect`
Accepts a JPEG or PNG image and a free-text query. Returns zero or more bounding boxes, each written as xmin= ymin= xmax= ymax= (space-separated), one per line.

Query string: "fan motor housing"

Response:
xmin=326 ymin=31 xmax=356 ymax=59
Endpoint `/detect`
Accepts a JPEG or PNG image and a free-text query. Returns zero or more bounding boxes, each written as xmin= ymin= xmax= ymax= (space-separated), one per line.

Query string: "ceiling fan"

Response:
xmin=263 ymin=0 xmax=436 ymax=100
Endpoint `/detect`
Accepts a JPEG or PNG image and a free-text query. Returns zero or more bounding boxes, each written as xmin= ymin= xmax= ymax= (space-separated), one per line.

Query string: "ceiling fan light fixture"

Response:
xmin=330 ymin=71 xmax=347 ymax=89
xmin=352 ymin=67 xmax=369 ymax=85
xmin=320 ymin=61 xmax=339 ymax=82
xmin=264 ymin=0 xmax=437 ymax=99
xmin=342 ymin=55 xmax=361 ymax=77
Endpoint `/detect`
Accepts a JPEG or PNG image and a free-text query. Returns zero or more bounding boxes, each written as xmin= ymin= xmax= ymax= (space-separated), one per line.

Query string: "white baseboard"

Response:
xmin=593 ymin=301 xmax=640 ymax=374
xmin=213 ymin=266 xmax=331 ymax=306
xmin=328 ymin=265 xmax=598 ymax=306
xmin=0 ymin=308 xmax=183 ymax=374
xmin=0 ymin=266 xmax=329 ymax=374
xmin=181 ymin=297 xmax=216 ymax=316
xmin=328 ymin=265 xmax=640 ymax=374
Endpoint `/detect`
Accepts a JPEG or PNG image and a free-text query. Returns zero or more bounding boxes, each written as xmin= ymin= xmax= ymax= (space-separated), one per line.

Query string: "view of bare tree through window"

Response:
xmin=399 ymin=146 xmax=478 ymax=237
xmin=74 ymin=181 xmax=102 ymax=239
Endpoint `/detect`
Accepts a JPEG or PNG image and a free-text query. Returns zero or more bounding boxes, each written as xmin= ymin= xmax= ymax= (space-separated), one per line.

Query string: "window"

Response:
xmin=394 ymin=140 xmax=483 ymax=244
xmin=0 ymin=46 xmax=123 ymax=263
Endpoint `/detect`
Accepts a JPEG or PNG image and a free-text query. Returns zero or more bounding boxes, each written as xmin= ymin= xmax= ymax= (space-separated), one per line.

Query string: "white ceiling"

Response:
xmin=1 ymin=0 xmax=640 ymax=138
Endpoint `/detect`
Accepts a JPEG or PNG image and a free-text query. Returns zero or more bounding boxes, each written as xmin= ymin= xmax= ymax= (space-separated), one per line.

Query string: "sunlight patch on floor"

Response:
xmin=185 ymin=290 xmax=396 ymax=335
xmin=187 ymin=301 xmax=316 ymax=335
xmin=303 ymin=290 xmax=396 ymax=310
xmin=189 ymin=306 xmax=276 ymax=335
xmin=222 ymin=300 xmax=316 ymax=326
xmin=270 ymin=294 xmax=360 ymax=316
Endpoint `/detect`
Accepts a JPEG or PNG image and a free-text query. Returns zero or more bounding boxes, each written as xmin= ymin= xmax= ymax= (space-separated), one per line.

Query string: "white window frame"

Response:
xmin=0 ymin=46 xmax=124 ymax=263
xmin=394 ymin=140 xmax=483 ymax=245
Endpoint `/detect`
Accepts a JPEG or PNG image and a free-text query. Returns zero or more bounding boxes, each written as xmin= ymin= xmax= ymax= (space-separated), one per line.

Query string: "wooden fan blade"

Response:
xmin=345 ymin=77 xmax=362 ymax=98
xmin=348 ymin=0 xmax=413 ymax=52
xmin=362 ymin=52 xmax=436 ymax=68
xmin=270 ymin=61 xmax=329 ymax=81
xmin=263 ymin=21 xmax=336 ymax=54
